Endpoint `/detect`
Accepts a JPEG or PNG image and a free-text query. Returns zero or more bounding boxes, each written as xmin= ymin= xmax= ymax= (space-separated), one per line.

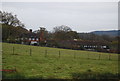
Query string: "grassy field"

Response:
xmin=2 ymin=43 xmax=119 ymax=79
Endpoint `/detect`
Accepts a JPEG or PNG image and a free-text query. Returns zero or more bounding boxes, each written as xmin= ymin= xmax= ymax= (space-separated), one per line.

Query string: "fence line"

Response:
xmin=4 ymin=46 xmax=118 ymax=61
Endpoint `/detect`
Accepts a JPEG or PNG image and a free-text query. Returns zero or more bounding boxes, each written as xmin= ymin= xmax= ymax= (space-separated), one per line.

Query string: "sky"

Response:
xmin=1 ymin=1 xmax=118 ymax=33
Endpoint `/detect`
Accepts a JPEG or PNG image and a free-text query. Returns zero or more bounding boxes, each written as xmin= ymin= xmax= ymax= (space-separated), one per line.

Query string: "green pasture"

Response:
xmin=2 ymin=43 xmax=119 ymax=79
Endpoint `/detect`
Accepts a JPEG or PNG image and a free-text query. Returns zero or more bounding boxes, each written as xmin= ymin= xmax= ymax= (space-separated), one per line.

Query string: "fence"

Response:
xmin=2 ymin=45 xmax=119 ymax=61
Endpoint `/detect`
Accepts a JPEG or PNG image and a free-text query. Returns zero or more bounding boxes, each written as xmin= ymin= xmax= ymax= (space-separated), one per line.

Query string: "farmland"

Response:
xmin=2 ymin=43 xmax=119 ymax=79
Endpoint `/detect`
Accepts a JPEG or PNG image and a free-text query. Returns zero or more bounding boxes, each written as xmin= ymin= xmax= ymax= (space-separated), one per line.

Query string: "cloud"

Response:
xmin=2 ymin=2 xmax=118 ymax=32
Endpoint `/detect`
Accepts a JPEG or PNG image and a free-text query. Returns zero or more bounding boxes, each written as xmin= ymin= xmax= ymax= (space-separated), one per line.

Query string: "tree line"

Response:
xmin=1 ymin=11 xmax=119 ymax=53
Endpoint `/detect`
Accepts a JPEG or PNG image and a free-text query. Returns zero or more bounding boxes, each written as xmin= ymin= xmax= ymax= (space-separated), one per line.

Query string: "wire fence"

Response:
xmin=2 ymin=44 xmax=119 ymax=79
xmin=2 ymin=45 xmax=119 ymax=61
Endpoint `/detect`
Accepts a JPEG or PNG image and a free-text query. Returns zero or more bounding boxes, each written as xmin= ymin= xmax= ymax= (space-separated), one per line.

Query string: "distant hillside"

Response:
xmin=91 ymin=30 xmax=120 ymax=37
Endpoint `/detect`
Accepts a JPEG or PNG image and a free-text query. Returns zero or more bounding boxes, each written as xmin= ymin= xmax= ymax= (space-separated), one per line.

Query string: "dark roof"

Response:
xmin=20 ymin=32 xmax=40 ymax=38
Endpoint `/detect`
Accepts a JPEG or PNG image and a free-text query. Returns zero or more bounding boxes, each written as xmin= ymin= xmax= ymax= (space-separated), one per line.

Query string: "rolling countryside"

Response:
xmin=2 ymin=43 xmax=119 ymax=79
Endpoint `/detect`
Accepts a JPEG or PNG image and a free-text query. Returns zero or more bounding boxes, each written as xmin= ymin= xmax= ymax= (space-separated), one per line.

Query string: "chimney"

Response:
xmin=29 ymin=29 xmax=32 ymax=33
xmin=39 ymin=27 xmax=45 ymax=41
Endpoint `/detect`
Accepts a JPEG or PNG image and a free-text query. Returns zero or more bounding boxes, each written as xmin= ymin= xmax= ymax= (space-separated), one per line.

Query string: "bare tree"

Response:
xmin=53 ymin=25 xmax=72 ymax=33
xmin=0 ymin=11 xmax=25 ymax=27
xmin=52 ymin=25 xmax=79 ymax=40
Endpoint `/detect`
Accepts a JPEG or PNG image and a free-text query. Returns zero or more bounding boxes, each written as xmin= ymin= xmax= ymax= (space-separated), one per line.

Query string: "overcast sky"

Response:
xmin=2 ymin=2 xmax=118 ymax=32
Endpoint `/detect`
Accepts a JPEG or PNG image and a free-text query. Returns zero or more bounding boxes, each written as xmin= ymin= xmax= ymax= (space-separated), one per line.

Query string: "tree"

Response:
xmin=0 ymin=11 xmax=27 ymax=42
xmin=66 ymin=31 xmax=79 ymax=40
xmin=53 ymin=25 xmax=72 ymax=33
xmin=101 ymin=35 xmax=113 ymax=42
xmin=2 ymin=24 xmax=28 ymax=42
xmin=0 ymin=11 xmax=24 ymax=27
xmin=53 ymin=25 xmax=73 ymax=40
xmin=52 ymin=25 xmax=80 ymax=41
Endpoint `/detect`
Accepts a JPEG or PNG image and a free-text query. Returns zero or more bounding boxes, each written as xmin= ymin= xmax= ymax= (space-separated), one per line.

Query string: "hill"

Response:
xmin=2 ymin=43 xmax=118 ymax=79
xmin=91 ymin=30 xmax=120 ymax=37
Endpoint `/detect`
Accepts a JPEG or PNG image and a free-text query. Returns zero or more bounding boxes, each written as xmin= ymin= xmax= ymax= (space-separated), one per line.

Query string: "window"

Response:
xmin=103 ymin=46 xmax=106 ymax=48
xmin=36 ymin=38 xmax=39 ymax=41
xmin=32 ymin=38 xmax=35 ymax=40
xmin=29 ymin=38 xmax=31 ymax=40
xmin=84 ymin=46 xmax=87 ymax=47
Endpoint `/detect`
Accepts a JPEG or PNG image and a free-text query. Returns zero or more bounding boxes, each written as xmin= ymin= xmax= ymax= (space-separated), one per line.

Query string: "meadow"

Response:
xmin=2 ymin=43 xmax=119 ymax=79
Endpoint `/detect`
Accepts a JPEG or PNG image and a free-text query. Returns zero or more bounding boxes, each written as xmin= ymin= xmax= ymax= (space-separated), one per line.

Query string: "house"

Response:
xmin=19 ymin=27 xmax=110 ymax=52
xmin=20 ymin=29 xmax=40 ymax=45
xmin=46 ymin=39 xmax=110 ymax=52
xmin=20 ymin=27 xmax=46 ymax=45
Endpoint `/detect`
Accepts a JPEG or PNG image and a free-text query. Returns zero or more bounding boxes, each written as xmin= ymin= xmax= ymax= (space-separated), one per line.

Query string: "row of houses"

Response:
xmin=46 ymin=39 xmax=110 ymax=51
xmin=18 ymin=28 xmax=111 ymax=53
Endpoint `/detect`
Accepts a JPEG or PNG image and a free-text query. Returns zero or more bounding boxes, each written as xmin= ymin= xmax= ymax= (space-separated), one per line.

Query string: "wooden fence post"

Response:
xmin=59 ymin=50 xmax=60 ymax=58
xmin=30 ymin=48 xmax=32 ymax=56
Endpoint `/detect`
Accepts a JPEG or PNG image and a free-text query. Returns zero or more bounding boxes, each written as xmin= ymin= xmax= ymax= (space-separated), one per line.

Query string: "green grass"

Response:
xmin=2 ymin=43 xmax=119 ymax=79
